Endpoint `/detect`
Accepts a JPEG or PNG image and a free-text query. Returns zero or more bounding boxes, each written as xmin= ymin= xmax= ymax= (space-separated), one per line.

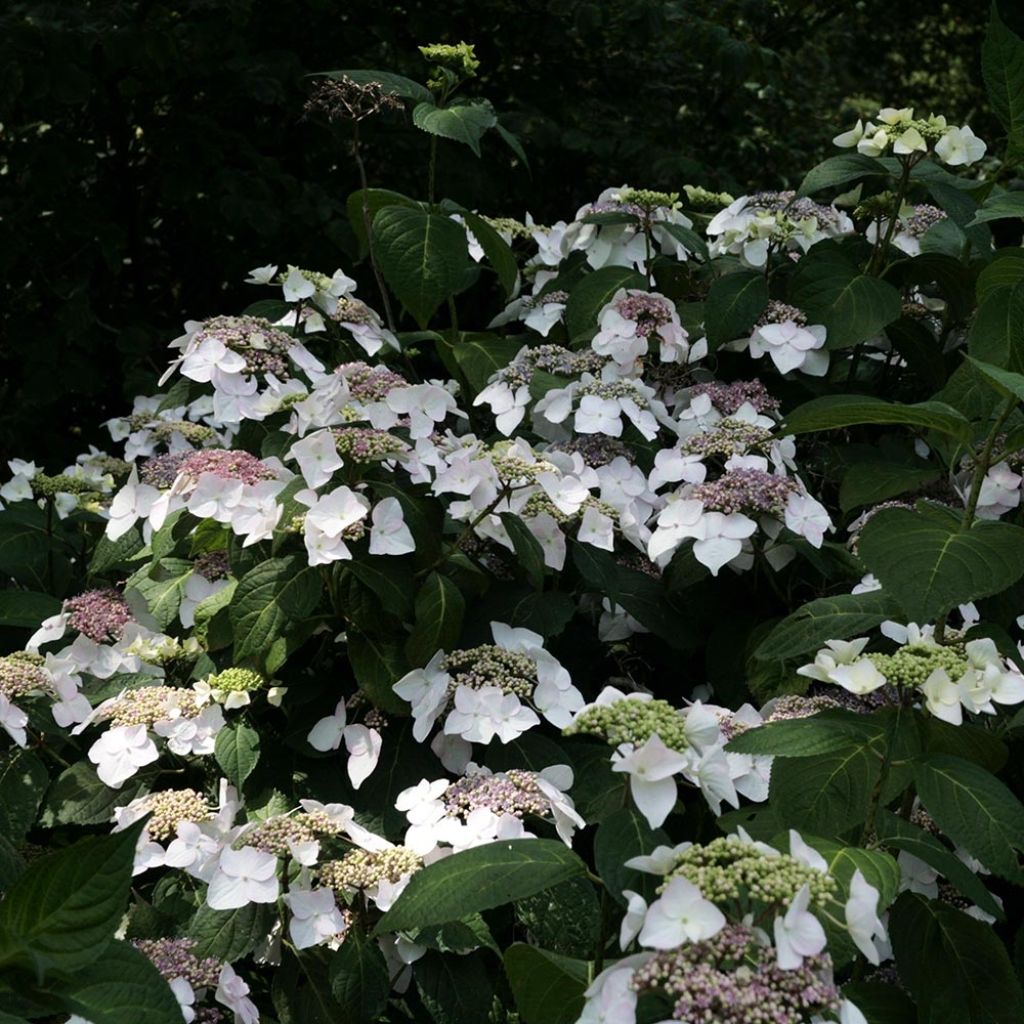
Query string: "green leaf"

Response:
xmin=348 ymin=557 xmax=415 ymax=619
xmin=373 ymin=207 xmax=470 ymax=328
xmin=570 ymin=542 xmax=696 ymax=650
xmin=983 ymin=4 xmax=1024 ymax=162
xmin=704 ymin=269 xmax=769 ymax=350
xmin=188 ymin=902 xmax=272 ymax=961
xmin=841 ymin=981 xmax=916 ymax=1024
xmin=483 ymin=588 xmax=576 ymax=638
xmin=0 ymin=749 xmax=48 ymax=843
xmin=770 ymin=738 xmax=884 ymax=834
xmin=414 ymin=914 xmax=499 ymax=955
xmin=214 ymin=721 xmax=260 ymax=788
xmin=503 ymin=943 xmax=588 ymax=1024
xmin=799 ymin=835 xmax=901 ymax=909
xmin=839 ymin=460 xmax=941 ymax=513
xmin=594 ymin=807 xmax=670 ymax=905
xmin=0 ymin=833 xmax=26 ymax=890
xmin=0 ymin=821 xmax=145 ymax=973
xmin=0 ymin=589 xmax=61 ymax=628
xmin=415 ymin=949 xmax=496 ymax=1024
xmin=324 ymin=68 xmax=431 ymax=103
xmin=978 ymin=250 xmax=1024 ymax=302
xmin=781 ymin=395 xmax=971 ymax=440
xmin=129 ymin=557 xmax=193 ymax=630
xmin=405 ymin=571 xmax=465 ymax=666
xmin=347 ymin=632 xmax=409 ymax=714
xmin=515 ymin=875 xmax=600 ymax=958
xmin=726 ymin=710 xmax=885 ymax=757
xmin=59 ymin=938 xmax=183 ymax=1024
xmin=495 ymin=121 xmax=530 ymax=168
xmin=914 ymin=753 xmax=1024 ymax=883
xmin=500 ymin=512 xmax=546 ymax=589
xmin=891 ymin=892 xmax=1024 ymax=1023
xmin=876 ymin=811 xmax=1004 ymax=919
xmin=274 ymin=947 xmax=341 ymax=1024
xmin=230 ymin=555 xmax=322 ymax=660
xmin=373 ymin=839 xmax=587 ymax=935
xmin=412 ymin=99 xmax=497 ymax=157
xmin=345 ymin=188 xmax=420 ymax=259
xmin=969 ymin=191 xmax=1024 ymax=225
xmin=564 ymin=265 xmax=647 ymax=343
xmin=790 ymin=245 xmax=902 ymax=350
xmin=39 ymin=761 xmax=143 ymax=826
xmin=754 ymin=591 xmax=902 ymax=660
xmin=327 ymin=930 xmax=390 ymax=1022
xmin=919 ymin=716 xmax=1007 ymax=774
xmin=797 ymin=153 xmax=890 ymax=196
xmin=968 ymin=280 xmax=1024 ymax=371
xmin=460 ymin=210 xmax=519 ymax=298
xmin=858 ymin=505 xmax=1024 ymax=623
xmin=452 ymin=332 xmax=523 ymax=393
xmin=657 ymin=220 xmax=709 ymax=260
xmin=89 ymin=529 xmax=144 ymax=576
xmin=966 ymin=354 xmax=1024 ymax=401
xmin=888 ymin=317 xmax=950 ymax=389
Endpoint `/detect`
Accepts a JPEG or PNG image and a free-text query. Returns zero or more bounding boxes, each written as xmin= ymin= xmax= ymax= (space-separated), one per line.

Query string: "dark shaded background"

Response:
xmin=0 ymin=0 xmax=1007 ymax=464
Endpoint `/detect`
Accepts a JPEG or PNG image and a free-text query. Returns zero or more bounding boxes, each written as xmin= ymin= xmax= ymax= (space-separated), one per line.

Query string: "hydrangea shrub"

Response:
xmin=4 ymin=19 xmax=1024 ymax=1024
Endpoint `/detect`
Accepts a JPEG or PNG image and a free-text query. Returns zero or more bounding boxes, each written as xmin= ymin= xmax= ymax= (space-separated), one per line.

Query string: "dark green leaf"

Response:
xmin=373 ymin=207 xmax=470 ymax=328
xmin=571 ymin=542 xmax=696 ymax=650
xmin=0 ymin=749 xmax=48 ymax=843
xmin=412 ymin=99 xmax=497 ymax=157
xmin=348 ymin=632 xmax=410 ymax=713
xmin=914 ymin=753 xmax=1024 ymax=883
xmin=405 ymin=571 xmax=465 ymax=666
xmin=983 ymin=5 xmax=1024 ymax=161
xmin=373 ymin=839 xmax=587 ymax=935
xmin=189 ymin=902 xmax=272 ymax=961
xmin=859 ymin=505 xmax=1024 ymax=623
xmin=415 ymin=949 xmax=496 ymax=1024
xmin=876 ymin=811 xmax=1004 ymax=919
xmin=891 ymin=892 xmax=1024 ymax=1023
xmin=214 ymin=721 xmax=260 ymax=788
xmin=770 ymin=738 xmax=883 ymax=834
xmin=797 ymin=153 xmax=890 ymax=196
xmin=564 ymin=266 xmax=647 ymax=343
xmin=968 ymin=280 xmax=1024 ymax=371
xmin=790 ymin=245 xmax=901 ymax=350
xmin=59 ymin=939 xmax=183 ymax=1024
xmin=839 ymin=460 xmax=941 ymax=514
xmin=504 ymin=943 xmax=588 ymax=1024
xmin=460 ymin=210 xmax=519 ymax=298
xmin=231 ymin=555 xmax=322 ymax=660
xmin=726 ymin=710 xmax=884 ymax=756
xmin=452 ymin=332 xmax=522 ymax=393
xmin=969 ymin=191 xmax=1024 ymax=225
xmin=754 ymin=591 xmax=901 ymax=660
xmin=594 ymin=807 xmax=670 ymax=905
xmin=345 ymin=188 xmax=420 ymax=259
xmin=500 ymin=512 xmax=546 ymax=589
xmin=782 ymin=395 xmax=971 ymax=439
xmin=704 ymin=269 xmax=768 ymax=350
xmin=90 ymin=529 xmax=144 ymax=576
xmin=39 ymin=762 xmax=144 ymax=826
xmin=328 ymin=929 xmax=390 ymax=1023
xmin=0 ymin=821 xmax=145 ymax=973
